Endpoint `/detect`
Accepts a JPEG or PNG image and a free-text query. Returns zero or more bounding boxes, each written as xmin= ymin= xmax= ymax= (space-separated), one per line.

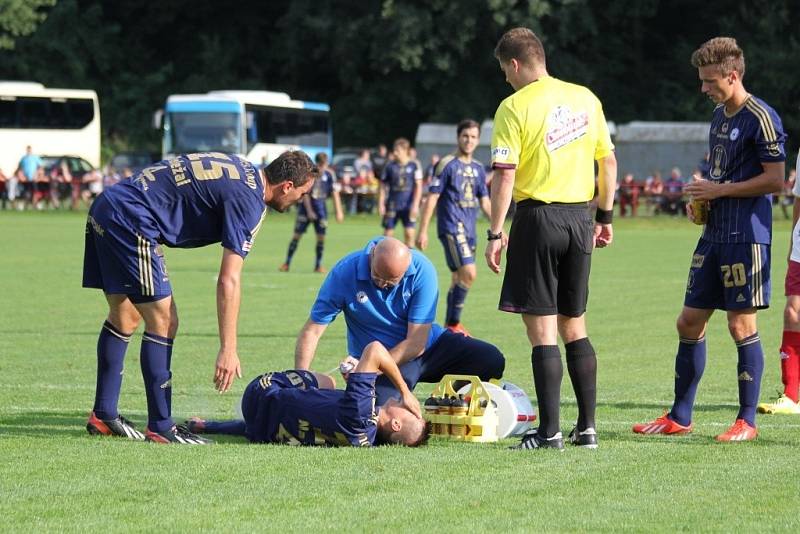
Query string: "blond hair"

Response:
xmin=690 ymin=37 xmax=745 ymax=78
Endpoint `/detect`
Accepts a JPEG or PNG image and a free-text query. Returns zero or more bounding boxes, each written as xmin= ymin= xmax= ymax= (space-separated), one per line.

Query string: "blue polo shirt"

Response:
xmin=310 ymin=238 xmax=444 ymax=357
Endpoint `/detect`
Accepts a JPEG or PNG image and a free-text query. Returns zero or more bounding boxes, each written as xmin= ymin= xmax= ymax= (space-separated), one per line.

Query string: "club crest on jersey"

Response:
xmin=710 ymin=145 xmax=727 ymax=179
xmin=768 ymin=142 xmax=781 ymax=157
xmin=545 ymin=106 xmax=588 ymax=152
xmin=729 ymin=128 xmax=740 ymax=141
xmin=356 ymin=291 xmax=368 ymax=304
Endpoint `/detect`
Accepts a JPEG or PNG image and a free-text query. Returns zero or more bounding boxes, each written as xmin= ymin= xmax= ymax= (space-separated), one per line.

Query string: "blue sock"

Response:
xmin=736 ymin=333 xmax=764 ymax=426
xmin=669 ymin=336 xmax=706 ymax=426
xmin=315 ymin=241 xmax=324 ymax=269
xmin=140 ymin=332 xmax=174 ymax=432
xmin=285 ymin=238 xmax=299 ymax=265
xmin=202 ymin=419 xmax=247 ymax=436
xmin=93 ymin=321 xmax=132 ymax=420
xmin=166 ymin=340 xmax=173 ymax=416
xmin=446 ymin=284 xmax=469 ymax=325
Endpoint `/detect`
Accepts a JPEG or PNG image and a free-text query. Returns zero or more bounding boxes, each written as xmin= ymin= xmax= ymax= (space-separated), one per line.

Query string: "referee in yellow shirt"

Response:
xmin=485 ymin=27 xmax=617 ymax=450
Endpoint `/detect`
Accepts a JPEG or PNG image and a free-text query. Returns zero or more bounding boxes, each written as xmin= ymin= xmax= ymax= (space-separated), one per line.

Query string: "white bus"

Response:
xmin=160 ymin=90 xmax=331 ymax=165
xmin=0 ymin=81 xmax=100 ymax=175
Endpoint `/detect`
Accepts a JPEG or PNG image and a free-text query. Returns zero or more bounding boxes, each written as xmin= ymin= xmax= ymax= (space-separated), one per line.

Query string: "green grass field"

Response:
xmin=1 ymin=208 xmax=799 ymax=532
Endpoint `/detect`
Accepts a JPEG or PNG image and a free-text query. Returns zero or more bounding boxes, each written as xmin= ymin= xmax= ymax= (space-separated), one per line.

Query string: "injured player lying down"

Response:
xmin=187 ymin=341 xmax=430 ymax=447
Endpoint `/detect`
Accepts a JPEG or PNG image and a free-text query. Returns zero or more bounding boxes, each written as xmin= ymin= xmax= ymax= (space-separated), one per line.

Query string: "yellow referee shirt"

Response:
xmin=491 ymin=76 xmax=614 ymax=203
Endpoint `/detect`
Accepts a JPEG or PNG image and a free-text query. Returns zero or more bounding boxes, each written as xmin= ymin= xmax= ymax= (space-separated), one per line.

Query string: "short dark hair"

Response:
xmin=457 ymin=119 xmax=480 ymax=136
xmin=314 ymin=152 xmax=328 ymax=165
xmin=406 ymin=420 xmax=432 ymax=447
xmin=494 ymin=27 xmax=546 ymax=67
xmin=264 ymin=150 xmax=318 ymax=186
xmin=690 ymin=37 xmax=745 ymax=78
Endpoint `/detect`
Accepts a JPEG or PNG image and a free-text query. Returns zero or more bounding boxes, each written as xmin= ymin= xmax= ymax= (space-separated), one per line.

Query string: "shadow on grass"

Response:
xmin=0 ymin=411 xmax=249 ymax=444
xmin=597 ymin=400 xmax=737 ymax=413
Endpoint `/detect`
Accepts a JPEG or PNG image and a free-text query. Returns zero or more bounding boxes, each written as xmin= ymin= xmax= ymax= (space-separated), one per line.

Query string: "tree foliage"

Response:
xmin=0 ymin=0 xmax=797 ymax=156
xmin=0 ymin=0 xmax=55 ymax=50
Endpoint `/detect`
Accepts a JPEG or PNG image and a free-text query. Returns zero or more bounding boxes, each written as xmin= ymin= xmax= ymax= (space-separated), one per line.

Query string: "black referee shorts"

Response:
xmin=499 ymin=200 xmax=594 ymax=317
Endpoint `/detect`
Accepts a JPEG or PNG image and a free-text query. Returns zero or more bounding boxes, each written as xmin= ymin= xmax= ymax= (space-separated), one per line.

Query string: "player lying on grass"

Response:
xmin=187 ymin=341 xmax=430 ymax=447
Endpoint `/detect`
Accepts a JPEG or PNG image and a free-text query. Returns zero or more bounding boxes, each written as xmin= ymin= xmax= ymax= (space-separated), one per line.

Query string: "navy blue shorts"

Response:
xmin=382 ymin=204 xmax=416 ymax=230
xmin=684 ymin=239 xmax=770 ymax=311
xmin=439 ymin=226 xmax=476 ymax=272
xmin=373 ymin=331 xmax=505 ymax=405
xmin=294 ymin=214 xmax=328 ymax=236
xmin=82 ymin=194 xmax=172 ymax=300
xmin=241 ymin=370 xmax=318 ymax=425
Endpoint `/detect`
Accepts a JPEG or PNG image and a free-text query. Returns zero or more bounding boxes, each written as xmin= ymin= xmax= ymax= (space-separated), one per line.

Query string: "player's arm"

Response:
xmin=303 ymin=195 xmax=316 ymax=220
xmin=377 ymin=182 xmax=387 ymax=216
xmin=387 ymin=322 xmax=430 ymax=366
xmin=331 ymin=189 xmax=344 ymax=222
xmin=485 ymin=167 xmax=514 ymax=273
xmin=416 ymin=192 xmax=439 ymax=250
xmin=214 ymin=247 xmax=245 ymax=392
xmin=410 ymin=177 xmax=423 ymax=218
xmin=354 ymin=342 xmax=421 ymax=419
xmin=480 ymin=194 xmax=491 ymax=219
xmin=685 ymin=161 xmax=785 ymax=200
xmin=594 ymin=151 xmax=617 ymax=248
xmin=294 ymin=318 xmax=329 ymax=370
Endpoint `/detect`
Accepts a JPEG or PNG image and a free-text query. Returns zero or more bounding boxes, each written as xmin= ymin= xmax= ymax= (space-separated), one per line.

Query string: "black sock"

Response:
xmin=285 ymin=238 xmax=299 ymax=264
xmin=531 ymin=345 xmax=563 ymax=438
xmin=565 ymin=338 xmax=597 ymax=431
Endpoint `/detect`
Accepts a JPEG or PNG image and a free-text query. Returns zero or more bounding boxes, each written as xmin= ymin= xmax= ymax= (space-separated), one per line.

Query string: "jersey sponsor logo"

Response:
xmin=736 ymin=293 xmax=746 ymax=303
xmin=729 ymin=127 xmax=740 ymax=141
xmin=710 ymin=145 xmax=727 ymax=179
xmin=356 ymin=291 xmax=368 ymax=304
xmin=691 ymin=254 xmax=705 ymax=268
xmin=242 ymin=239 xmax=253 ymax=252
xmin=88 ymin=215 xmax=104 ymax=236
xmin=545 ymin=106 xmax=589 ymax=152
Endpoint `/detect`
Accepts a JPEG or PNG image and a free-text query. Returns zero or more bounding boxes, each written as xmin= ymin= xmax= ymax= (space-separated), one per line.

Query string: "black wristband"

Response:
xmin=487 ymin=229 xmax=503 ymax=241
xmin=595 ymin=208 xmax=613 ymax=225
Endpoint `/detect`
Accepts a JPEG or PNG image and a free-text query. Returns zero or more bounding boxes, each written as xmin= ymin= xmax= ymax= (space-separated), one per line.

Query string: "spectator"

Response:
xmin=353 ymin=149 xmax=373 ymax=176
xmin=371 ymin=144 xmax=389 ymax=179
xmin=0 ymin=167 xmax=7 ymax=210
xmin=424 ymin=153 xmax=441 ymax=188
xmin=697 ymin=152 xmax=711 ymax=179
xmin=17 ymin=145 xmax=43 ymax=210
xmin=644 ymin=171 xmax=665 ymax=215
xmin=618 ymin=173 xmax=640 ymax=217
xmin=663 ymin=167 xmax=685 ymax=215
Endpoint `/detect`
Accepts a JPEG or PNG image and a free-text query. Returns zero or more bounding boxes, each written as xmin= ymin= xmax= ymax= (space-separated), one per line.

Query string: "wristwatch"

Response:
xmin=486 ymin=229 xmax=503 ymax=241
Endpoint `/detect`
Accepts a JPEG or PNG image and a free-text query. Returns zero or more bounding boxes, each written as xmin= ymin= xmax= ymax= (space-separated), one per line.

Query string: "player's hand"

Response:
xmin=335 ymin=212 xmax=344 ymax=223
xmin=338 ymin=355 xmax=359 ymax=381
xmin=416 ymin=231 xmax=428 ymax=250
xmin=594 ymin=223 xmax=613 ymax=248
xmin=400 ymin=389 xmax=423 ymax=419
xmin=378 ymin=204 xmax=386 ymax=217
xmin=684 ymin=177 xmax=720 ymax=201
xmin=685 ymin=202 xmax=697 ymax=223
xmin=410 ymin=207 xmax=419 ymax=220
xmin=214 ymin=348 xmax=242 ymax=393
xmin=484 ymin=236 xmax=505 ymax=274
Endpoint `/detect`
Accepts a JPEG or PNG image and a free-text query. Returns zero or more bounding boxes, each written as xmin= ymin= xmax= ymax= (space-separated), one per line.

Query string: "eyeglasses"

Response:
xmin=369 ymin=254 xmax=404 ymax=289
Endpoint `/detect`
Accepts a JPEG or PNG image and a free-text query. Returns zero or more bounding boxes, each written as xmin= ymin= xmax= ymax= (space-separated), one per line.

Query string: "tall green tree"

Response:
xmin=0 ymin=0 xmax=55 ymax=50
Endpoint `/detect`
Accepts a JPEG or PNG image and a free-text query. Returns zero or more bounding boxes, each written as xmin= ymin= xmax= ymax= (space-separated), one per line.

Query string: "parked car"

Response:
xmin=41 ymin=155 xmax=102 ymax=208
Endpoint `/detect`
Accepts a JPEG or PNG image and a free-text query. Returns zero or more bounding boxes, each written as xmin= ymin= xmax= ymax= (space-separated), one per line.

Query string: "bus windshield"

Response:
xmin=165 ymin=111 xmax=241 ymax=154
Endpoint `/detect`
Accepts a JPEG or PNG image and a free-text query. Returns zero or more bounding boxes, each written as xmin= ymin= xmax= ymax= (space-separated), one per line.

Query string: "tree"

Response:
xmin=0 ymin=0 xmax=55 ymax=50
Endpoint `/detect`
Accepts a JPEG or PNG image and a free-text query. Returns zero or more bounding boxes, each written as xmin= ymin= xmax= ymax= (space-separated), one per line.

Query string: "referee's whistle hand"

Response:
xmin=593 ymin=223 xmax=613 ymax=248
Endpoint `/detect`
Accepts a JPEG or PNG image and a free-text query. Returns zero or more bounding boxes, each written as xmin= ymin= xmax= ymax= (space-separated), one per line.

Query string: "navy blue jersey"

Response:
xmin=702 ymin=96 xmax=786 ymax=244
xmin=298 ymin=168 xmax=335 ymax=219
xmin=101 ymin=152 xmax=266 ymax=257
xmin=381 ymin=160 xmax=422 ymax=210
xmin=428 ymin=155 xmax=488 ymax=236
xmin=244 ymin=371 xmax=379 ymax=447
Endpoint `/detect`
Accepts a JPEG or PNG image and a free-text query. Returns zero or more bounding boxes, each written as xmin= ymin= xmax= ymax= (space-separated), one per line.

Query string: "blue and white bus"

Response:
xmin=160 ymin=90 xmax=331 ymax=165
